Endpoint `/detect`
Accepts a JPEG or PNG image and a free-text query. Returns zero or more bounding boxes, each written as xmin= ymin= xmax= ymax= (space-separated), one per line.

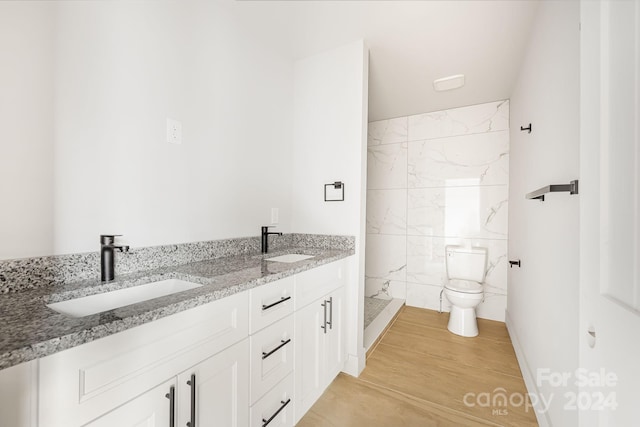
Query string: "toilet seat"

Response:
xmin=445 ymin=279 xmax=483 ymax=294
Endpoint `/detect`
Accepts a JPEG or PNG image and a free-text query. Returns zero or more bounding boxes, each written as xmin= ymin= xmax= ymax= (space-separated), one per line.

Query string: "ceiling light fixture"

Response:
xmin=433 ymin=74 xmax=465 ymax=92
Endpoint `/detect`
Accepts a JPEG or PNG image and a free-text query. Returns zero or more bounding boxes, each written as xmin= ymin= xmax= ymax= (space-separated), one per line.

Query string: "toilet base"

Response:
xmin=447 ymin=306 xmax=478 ymax=337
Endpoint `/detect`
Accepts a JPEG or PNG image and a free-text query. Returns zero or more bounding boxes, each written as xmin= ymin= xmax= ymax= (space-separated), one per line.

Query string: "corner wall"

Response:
xmin=507 ymin=1 xmax=580 ymax=425
xmin=290 ymin=40 xmax=369 ymax=376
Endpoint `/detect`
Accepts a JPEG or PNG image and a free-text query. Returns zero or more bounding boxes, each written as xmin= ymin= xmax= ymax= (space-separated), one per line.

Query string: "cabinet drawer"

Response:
xmin=38 ymin=290 xmax=249 ymax=427
xmin=294 ymin=260 xmax=345 ymax=309
xmin=249 ymin=276 xmax=294 ymax=334
xmin=250 ymin=373 xmax=294 ymax=427
xmin=250 ymin=314 xmax=294 ymax=404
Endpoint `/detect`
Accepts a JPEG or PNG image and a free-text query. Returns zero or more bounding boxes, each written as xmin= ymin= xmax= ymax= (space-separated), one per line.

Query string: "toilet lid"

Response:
xmin=445 ymin=279 xmax=483 ymax=294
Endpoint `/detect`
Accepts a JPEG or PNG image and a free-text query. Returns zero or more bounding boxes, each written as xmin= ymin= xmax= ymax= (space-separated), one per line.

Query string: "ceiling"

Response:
xmin=226 ymin=0 xmax=540 ymax=121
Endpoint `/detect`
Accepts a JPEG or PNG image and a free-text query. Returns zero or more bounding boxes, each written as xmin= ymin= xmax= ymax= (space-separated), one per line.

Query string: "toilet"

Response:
xmin=443 ymin=245 xmax=487 ymax=337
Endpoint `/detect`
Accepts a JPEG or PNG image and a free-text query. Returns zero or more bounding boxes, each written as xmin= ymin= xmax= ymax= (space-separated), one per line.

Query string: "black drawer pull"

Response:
xmin=262 ymin=296 xmax=291 ymax=311
xmin=186 ymin=374 xmax=196 ymax=427
xmin=262 ymin=338 xmax=292 ymax=360
xmin=321 ymin=300 xmax=327 ymax=334
xmin=262 ymin=398 xmax=291 ymax=427
xmin=165 ymin=385 xmax=175 ymax=427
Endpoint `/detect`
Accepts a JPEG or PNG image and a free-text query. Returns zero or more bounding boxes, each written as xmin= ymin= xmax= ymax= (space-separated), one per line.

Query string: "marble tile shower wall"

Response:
xmin=365 ymin=100 xmax=509 ymax=321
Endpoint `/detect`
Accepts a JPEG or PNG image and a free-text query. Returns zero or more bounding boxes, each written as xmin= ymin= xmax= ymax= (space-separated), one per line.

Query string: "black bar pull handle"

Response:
xmin=186 ymin=374 xmax=196 ymax=427
xmin=509 ymin=260 xmax=521 ymax=268
xmin=327 ymin=296 xmax=333 ymax=330
xmin=321 ymin=301 xmax=327 ymax=334
xmin=262 ymin=296 xmax=291 ymax=311
xmin=262 ymin=338 xmax=292 ymax=360
xmin=262 ymin=398 xmax=291 ymax=427
xmin=165 ymin=385 xmax=175 ymax=427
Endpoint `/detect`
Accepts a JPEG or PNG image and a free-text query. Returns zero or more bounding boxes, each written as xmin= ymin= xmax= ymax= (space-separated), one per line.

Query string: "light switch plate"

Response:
xmin=166 ymin=118 xmax=182 ymax=144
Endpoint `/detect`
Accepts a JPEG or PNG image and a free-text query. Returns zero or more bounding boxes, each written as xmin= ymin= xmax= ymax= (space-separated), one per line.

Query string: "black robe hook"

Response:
xmin=520 ymin=123 xmax=532 ymax=133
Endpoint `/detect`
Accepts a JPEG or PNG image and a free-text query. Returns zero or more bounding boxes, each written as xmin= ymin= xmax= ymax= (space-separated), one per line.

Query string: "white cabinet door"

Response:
xmin=293 ymin=299 xmax=324 ymax=423
xmin=90 ymin=339 xmax=250 ymax=427
xmin=177 ymin=339 xmax=249 ymax=427
xmin=295 ymin=299 xmax=325 ymax=423
xmin=294 ymin=286 xmax=346 ymax=424
xmin=85 ymin=379 xmax=175 ymax=427
xmin=0 ymin=361 xmax=36 ymax=427
xmin=324 ymin=287 xmax=344 ymax=382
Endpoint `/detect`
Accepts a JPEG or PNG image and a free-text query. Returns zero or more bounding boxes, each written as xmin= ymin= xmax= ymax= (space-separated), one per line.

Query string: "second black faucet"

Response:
xmin=261 ymin=226 xmax=282 ymax=254
xmin=100 ymin=234 xmax=130 ymax=282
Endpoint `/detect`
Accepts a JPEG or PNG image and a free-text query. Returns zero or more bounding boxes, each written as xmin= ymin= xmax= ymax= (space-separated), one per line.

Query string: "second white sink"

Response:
xmin=265 ymin=254 xmax=315 ymax=263
xmin=47 ymin=279 xmax=202 ymax=318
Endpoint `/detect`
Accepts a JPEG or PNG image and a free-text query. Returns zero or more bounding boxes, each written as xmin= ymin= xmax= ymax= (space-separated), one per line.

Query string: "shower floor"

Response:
xmin=364 ymin=296 xmax=392 ymax=329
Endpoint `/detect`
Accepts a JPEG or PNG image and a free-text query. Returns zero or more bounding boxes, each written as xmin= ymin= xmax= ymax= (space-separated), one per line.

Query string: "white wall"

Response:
xmin=0 ymin=1 xmax=294 ymax=258
xmin=52 ymin=1 xmax=294 ymax=254
xmin=0 ymin=3 xmax=55 ymax=259
xmin=507 ymin=1 xmax=580 ymax=426
xmin=291 ymin=40 xmax=369 ymax=375
xmin=366 ymin=101 xmax=510 ymax=322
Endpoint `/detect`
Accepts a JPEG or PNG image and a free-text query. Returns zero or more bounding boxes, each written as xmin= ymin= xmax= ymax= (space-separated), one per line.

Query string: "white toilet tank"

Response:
xmin=445 ymin=245 xmax=487 ymax=282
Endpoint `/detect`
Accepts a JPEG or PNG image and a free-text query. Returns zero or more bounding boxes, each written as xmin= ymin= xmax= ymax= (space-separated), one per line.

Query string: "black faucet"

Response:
xmin=261 ymin=226 xmax=282 ymax=254
xmin=100 ymin=234 xmax=130 ymax=282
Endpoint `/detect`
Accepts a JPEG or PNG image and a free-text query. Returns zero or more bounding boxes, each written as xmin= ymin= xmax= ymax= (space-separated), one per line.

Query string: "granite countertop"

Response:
xmin=0 ymin=246 xmax=353 ymax=370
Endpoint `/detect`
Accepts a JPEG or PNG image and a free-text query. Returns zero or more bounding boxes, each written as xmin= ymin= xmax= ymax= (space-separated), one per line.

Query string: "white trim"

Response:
xmin=341 ymin=352 xmax=366 ymax=377
xmin=505 ymin=310 xmax=552 ymax=427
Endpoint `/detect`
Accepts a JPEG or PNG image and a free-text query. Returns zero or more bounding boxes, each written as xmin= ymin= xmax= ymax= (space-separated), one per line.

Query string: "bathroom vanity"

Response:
xmin=0 ymin=241 xmax=353 ymax=427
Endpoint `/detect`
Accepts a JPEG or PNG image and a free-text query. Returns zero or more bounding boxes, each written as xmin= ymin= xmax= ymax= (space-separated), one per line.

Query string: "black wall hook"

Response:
xmin=520 ymin=123 xmax=532 ymax=133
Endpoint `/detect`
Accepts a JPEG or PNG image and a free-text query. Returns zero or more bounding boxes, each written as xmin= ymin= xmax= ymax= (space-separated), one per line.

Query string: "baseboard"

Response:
xmin=342 ymin=351 xmax=366 ymax=377
xmin=505 ymin=310 xmax=552 ymax=427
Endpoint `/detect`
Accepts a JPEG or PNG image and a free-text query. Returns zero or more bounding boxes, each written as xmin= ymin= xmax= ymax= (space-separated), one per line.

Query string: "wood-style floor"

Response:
xmin=297 ymin=306 xmax=538 ymax=427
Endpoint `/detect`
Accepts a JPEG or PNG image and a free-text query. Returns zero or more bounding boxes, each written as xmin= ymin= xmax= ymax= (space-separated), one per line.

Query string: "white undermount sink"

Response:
xmin=46 ymin=279 xmax=202 ymax=318
xmin=265 ymin=254 xmax=315 ymax=263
